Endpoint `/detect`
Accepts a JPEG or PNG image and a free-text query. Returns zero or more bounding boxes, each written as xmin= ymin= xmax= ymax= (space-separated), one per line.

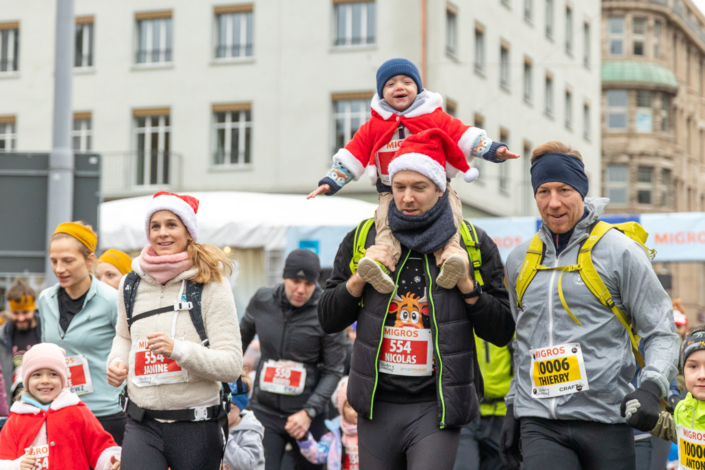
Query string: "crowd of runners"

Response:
xmin=0 ymin=58 xmax=694 ymax=470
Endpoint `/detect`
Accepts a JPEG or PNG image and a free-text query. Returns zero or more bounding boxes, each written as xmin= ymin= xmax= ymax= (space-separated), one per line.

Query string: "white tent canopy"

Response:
xmin=100 ymin=191 xmax=378 ymax=252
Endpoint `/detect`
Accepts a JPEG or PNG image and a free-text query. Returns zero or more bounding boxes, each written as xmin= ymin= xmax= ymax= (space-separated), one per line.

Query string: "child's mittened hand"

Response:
xmin=306 ymin=184 xmax=331 ymax=199
xmin=496 ymin=147 xmax=521 ymax=161
xmin=110 ymin=455 xmax=121 ymax=470
xmin=20 ymin=448 xmax=36 ymax=470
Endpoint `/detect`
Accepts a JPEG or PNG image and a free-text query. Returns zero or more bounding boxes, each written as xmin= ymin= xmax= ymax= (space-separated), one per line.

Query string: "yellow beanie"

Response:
xmin=53 ymin=222 xmax=97 ymax=253
xmin=98 ymin=249 xmax=133 ymax=275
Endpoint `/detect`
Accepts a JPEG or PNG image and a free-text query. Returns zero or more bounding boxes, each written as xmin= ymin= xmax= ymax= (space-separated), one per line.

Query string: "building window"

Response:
xmin=500 ymin=43 xmax=510 ymax=89
xmin=133 ymin=110 xmax=171 ymax=186
xmin=213 ymin=105 xmax=252 ymax=166
xmin=608 ymin=17 xmax=624 ymax=56
xmin=474 ymin=26 xmax=485 ymax=73
xmin=502 ymin=0 xmax=511 ymax=7
xmin=499 ymin=128 xmax=509 ymax=193
xmin=333 ymin=95 xmax=372 ymax=151
xmin=632 ymin=17 xmax=646 ymax=56
xmin=72 ymin=114 xmax=92 ymax=152
xmin=661 ymin=94 xmax=671 ymax=131
xmin=545 ymin=74 xmax=553 ymax=116
xmin=606 ymin=165 xmax=628 ymax=204
xmin=637 ymin=166 xmax=654 ymax=204
xmin=661 ymin=168 xmax=672 ymax=207
xmin=565 ymin=6 xmax=573 ymax=53
xmin=524 ymin=0 xmax=532 ymax=21
xmin=446 ymin=6 xmax=458 ymax=56
xmin=545 ymin=0 xmax=553 ymax=38
xmin=583 ymin=22 xmax=590 ymax=67
xmin=687 ymin=48 xmax=691 ymax=85
xmin=583 ymin=102 xmax=590 ymax=140
xmin=0 ymin=24 xmax=19 ymax=73
xmin=565 ymin=89 xmax=572 ymax=129
xmin=474 ymin=114 xmax=485 ymax=179
xmin=636 ymin=90 xmax=653 ymax=132
xmin=446 ymin=98 xmax=457 ymax=117
xmin=0 ymin=117 xmax=16 ymax=151
xmin=74 ymin=18 xmax=93 ymax=68
xmin=606 ymin=90 xmax=627 ymax=130
xmin=654 ymin=20 xmax=661 ymax=59
xmin=687 ymin=117 xmax=693 ymax=154
xmin=215 ymin=5 xmax=254 ymax=59
xmin=523 ymin=58 xmax=532 ymax=102
xmin=135 ymin=13 xmax=173 ymax=64
xmin=334 ymin=1 xmax=375 ymax=47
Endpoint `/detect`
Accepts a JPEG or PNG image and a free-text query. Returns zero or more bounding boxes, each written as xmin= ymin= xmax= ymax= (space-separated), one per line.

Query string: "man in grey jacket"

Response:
xmin=498 ymin=142 xmax=679 ymax=470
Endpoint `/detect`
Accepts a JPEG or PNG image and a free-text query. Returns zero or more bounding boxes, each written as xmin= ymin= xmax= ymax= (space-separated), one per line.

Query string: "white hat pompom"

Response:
xmin=464 ymin=167 xmax=480 ymax=182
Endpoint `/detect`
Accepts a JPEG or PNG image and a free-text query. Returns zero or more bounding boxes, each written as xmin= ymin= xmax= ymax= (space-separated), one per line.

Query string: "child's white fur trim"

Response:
xmin=333 ymin=149 xmax=365 ymax=180
xmin=370 ymin=91 xmax=444 ymax=120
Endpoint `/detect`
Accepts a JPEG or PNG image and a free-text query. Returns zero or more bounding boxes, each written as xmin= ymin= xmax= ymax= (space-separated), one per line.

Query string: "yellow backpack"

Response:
xmin=514 ymin=221 xmax=655 ymax=368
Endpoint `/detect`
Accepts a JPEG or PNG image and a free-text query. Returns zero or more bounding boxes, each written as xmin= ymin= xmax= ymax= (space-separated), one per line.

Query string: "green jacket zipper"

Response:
xmin=368 ymin=250 xmax=411 ymax=420
xmin=424 ymin=254 xmax=446 ymax=428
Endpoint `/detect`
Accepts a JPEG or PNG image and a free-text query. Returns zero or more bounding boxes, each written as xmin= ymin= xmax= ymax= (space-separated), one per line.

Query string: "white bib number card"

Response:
xmin=379 ymin=327 xmax=433 ymax=377
xmin=529 ymin=343 xmax=589 ymax=399
xmin=260 ymin=360 xmax=306 ymax=395
xmin=65 ymin=354 xmax=93 ymax=395
xmin=26 ymin=445 xmax=49 ymax=470
xmin=678 ymin=425 xmax=705 ymax=469
xmin=132 ymin=340 xmax=188 ymax=387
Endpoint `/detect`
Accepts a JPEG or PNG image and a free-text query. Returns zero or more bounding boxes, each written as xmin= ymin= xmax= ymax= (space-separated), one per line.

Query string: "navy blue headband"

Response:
xmin=530 ymin=152 xmax=588 ymax=198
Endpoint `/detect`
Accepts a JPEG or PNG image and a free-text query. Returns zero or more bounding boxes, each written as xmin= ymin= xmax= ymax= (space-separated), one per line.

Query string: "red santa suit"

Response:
xmin=332 ymin=91 xmax=499 ymax=187
xmin=0 ymin=389 xmax=120 ymax=470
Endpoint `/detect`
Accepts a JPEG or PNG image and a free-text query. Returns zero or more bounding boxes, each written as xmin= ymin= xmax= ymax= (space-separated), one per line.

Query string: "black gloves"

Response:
xmin=620 ymin=380 xmax=662 ymax=432
xmin=667 ymin=393 xmax=682 ymax=410
xmin=498 ymin=404 xmax=522 ymax=468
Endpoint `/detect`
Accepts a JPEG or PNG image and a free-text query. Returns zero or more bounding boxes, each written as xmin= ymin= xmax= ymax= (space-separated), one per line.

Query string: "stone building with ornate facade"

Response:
xmin=601 ymin=0 xmax=705 ymax=322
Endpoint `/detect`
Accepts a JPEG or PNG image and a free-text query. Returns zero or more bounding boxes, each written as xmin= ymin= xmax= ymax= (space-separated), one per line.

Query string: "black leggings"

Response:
xmin=120 ymin=417 xmax=223 ymax=470
xmin=358 ymin=401 xmax=461 ymax=470
xmin=97 ymin=411 xmax=127 ymax=446
xmin=520 ymin=417 xmax=636 ymax=470
xmin=254 ymin=408 xmax=327 ymax=470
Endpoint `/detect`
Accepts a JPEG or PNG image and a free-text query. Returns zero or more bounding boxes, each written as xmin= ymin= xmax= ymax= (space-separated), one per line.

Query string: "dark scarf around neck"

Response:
xmin=387 ymin=189 xmax=456 ymax=255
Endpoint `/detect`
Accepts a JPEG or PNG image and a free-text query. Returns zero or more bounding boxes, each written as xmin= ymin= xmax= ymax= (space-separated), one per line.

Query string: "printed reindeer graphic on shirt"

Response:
xmin=389 ymin=289 xmax=429 ymax=328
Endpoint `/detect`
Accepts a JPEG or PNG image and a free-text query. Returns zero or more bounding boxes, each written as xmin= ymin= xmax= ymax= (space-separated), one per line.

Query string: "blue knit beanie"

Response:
xmin=376 ymin=58 xmax=424 ymax=99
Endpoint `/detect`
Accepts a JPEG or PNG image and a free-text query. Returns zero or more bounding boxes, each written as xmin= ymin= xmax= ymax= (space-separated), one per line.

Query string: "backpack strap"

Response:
xmin=460 ymin=221 xmax=484 ymax=287
xmin=576 ymin=221 xmax=645 ymax=368
xmin=123 ymin=271 xmax=141 ymax=327
xmin=185 ymin=281 xmax=209 ymax=347
xmin=514 ymin=234 xmax=546 ymax=308
xmin=349 ymin=218 xmax=375 ymax=275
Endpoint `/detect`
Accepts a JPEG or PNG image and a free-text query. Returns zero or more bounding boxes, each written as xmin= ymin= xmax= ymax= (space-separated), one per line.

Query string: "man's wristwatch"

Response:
xmin=303 ymin=407 xmax=317 ymax=420
xmin=461 ymin=280 xmax=482 ymax=299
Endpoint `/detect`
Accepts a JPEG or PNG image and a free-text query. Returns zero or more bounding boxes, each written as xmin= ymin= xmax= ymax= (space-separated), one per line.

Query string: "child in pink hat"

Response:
xmin=0 ymin=343 xmax=121 ymax=470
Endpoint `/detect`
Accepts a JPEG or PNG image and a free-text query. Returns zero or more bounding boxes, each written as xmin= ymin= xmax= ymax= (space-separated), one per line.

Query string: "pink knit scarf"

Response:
xmin=139 ymin=246 xmax=193 ymax=284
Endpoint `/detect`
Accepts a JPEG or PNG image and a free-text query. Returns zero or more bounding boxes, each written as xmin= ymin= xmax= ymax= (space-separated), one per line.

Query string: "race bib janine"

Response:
xmin=529 ymin=343 xmax=589 ymax=399
xmin=679 ymin=426 xmax=705 ymax=470
xmin=131 ymin=340 xmax=188 ymax=387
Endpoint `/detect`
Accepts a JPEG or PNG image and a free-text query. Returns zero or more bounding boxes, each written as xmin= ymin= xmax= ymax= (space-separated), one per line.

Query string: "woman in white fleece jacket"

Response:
xmin=106 ymin=191 xmax=243 ymax=470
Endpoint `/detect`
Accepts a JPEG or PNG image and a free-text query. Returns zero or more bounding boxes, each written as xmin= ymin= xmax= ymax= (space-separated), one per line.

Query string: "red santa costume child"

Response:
xmin=309 ymin=58 xmax=519 ymax=294
xmin=0 ymin=343 xmax=120 ymax=470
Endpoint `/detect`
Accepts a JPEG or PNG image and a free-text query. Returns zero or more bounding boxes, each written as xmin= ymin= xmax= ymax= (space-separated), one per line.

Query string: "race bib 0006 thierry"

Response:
xmin=379 ymin=327 xmax=433 ymax=377
xmin=131 ymin=340 xmax=188 ymax=387
xmin=66 ymin=354 xmax=93 ymax=395
xmin=25 ymin=445 xmax=49 ymax=470
xmin=678 ymin=425 xmax=705 ymax=470
xmin=529 ymin=343 xmax=589 ymax=399
xmin=259 ymin=360 xmax=306 ymax=395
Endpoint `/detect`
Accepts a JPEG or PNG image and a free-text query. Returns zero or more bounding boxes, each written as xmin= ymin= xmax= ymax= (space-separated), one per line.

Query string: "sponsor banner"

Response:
xmin=642 ymin=213 xmax=705 ymax=262
xmin=473 ymin=217 xmax=538 ymax=263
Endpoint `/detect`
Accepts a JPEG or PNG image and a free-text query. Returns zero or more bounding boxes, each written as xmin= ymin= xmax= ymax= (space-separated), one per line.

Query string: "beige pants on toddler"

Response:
xmin=375 ymin=183 xmax=464 ymax=267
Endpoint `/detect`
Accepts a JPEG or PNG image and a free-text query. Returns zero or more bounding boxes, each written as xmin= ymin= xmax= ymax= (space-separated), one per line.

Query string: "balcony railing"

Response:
xmin=101 ymin=151 xmax=182 ymax=199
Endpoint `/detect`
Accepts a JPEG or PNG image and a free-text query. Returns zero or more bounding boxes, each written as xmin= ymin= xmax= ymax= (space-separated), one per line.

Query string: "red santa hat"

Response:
xmin=145 ymin=191 xmax=200 ymax=241
xmin=388 ymin=128 xmax=479 ymax=193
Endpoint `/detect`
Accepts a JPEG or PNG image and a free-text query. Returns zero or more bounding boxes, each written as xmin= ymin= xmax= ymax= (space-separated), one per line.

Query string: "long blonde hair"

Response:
xmin=187 ymin=241 xmax=233 ymax=284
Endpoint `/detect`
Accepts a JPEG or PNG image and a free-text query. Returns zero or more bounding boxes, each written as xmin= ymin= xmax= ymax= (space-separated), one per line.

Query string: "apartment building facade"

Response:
xmin=601 ymin=0 xmax=705 ymax=321
xmin=0 ymin=0 xmax=601 ymax=219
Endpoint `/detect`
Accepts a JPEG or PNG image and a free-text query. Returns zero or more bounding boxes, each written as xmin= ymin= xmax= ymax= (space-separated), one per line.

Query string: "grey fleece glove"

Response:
xmin=620 ymin=380 xmax=662 ymax=432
